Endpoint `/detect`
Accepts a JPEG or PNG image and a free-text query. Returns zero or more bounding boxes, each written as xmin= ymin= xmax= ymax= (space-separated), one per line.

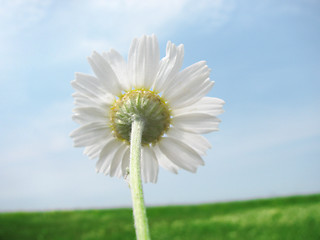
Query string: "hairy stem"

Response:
xmin=130 ymin=119 xmax=151 ymax=240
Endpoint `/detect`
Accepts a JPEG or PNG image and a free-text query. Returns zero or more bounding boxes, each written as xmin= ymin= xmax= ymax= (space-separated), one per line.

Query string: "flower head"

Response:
xmin=70 ymin=34 xmax=224 ymax=183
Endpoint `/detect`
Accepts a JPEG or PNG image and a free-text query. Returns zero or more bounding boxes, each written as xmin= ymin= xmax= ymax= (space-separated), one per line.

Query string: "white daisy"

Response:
xmin=70 ymin=34 xmax=224 ymax=183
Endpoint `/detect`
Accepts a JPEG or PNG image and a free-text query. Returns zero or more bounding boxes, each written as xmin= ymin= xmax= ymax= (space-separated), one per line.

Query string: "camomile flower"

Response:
xmin=70 ymin=34 xmax=224 ymax=183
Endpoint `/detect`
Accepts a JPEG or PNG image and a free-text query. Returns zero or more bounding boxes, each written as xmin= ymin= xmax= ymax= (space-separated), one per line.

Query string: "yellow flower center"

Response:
xmin=110 ymin=89 xmax=171 ymax=145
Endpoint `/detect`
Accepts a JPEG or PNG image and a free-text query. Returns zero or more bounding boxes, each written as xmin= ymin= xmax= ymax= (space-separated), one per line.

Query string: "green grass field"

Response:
xmin=0 ymin=194 xmax=319 ymax=240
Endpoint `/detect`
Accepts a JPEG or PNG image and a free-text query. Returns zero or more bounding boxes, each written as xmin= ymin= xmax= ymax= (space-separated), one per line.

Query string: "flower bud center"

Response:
xmin=110 ymin=90 xmax=171 ymax=145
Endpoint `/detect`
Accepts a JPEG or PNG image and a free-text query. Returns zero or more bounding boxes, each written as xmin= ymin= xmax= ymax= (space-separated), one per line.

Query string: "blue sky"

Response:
xmin=1 ymin=0 xmax=319 ymax=211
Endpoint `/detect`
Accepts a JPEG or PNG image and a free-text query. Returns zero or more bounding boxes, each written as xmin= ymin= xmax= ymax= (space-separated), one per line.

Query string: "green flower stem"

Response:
xmin=130 ymin=118 xmax=151 ymax=240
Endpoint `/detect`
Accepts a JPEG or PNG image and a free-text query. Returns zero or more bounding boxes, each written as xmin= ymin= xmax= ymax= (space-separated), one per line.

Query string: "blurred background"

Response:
xmin=1 ymin=0 xmax=319 ymax=212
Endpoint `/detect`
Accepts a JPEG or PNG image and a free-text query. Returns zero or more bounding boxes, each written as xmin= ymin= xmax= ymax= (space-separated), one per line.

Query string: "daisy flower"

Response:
xmin=70 ymin=34 xmax=224 ymax=183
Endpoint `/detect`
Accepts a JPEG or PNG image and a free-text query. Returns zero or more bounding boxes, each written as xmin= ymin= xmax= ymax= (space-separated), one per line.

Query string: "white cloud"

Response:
xmin=0 ymin=0 xmax=52 ymax=34
xmin=69 ymin=0 xmax=235 ymax=53
xmin=209 ymin=106 xmax=320 ymax=161
xmin=2 ymin=99 xmax=73 ymax=164
xmin=231 ymin=0 xmax=320 ymax=29
xmin=0 ymin=0 xmax=235 ymax=67
xmin=0 ymin=0 xmax=52 ymax=67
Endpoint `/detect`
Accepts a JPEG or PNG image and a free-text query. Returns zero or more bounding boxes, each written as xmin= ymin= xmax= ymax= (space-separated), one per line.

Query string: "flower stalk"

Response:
xmin=130 ymin=118 xmax=151 ymax=240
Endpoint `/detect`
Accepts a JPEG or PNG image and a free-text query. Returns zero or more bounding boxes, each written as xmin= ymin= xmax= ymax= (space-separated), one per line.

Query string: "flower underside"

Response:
xmin=110 ymin=89 xmax=171 ymax=146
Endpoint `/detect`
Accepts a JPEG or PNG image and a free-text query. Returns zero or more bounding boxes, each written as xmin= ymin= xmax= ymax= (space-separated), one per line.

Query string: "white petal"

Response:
xmin=163 ymin=61 xmax=207 ymax=96
xmin=121 ymin=148 xmax=130 ymax=177
xmin=163 ymin=61 xmax=214 ymax=108
xmin=153 ymin=145 xmax=179 ymax=174
xmin=83 ymin=139 xmax=109 ymax=159
xmin=96 ymin=138 xmax=122 ymax=173
xmin=71 ymin=78 xmax=97 ymax=98
xmin=72 ymin=73 xmax=109 ymax=99
xmin=71 ymin=92 xmax=114 ymax=110
xmin=109 ymin=143 xmax=128 ymax=177
xmin=167 ymin=78 xmax=213 ymax=109
xmin=158 ymin=137 xmax=204 ymax=173
xmin=153 ymin=42 xmax=184 ymax=92
xmin=128 ymin=34 xmax=160 ymax=89
xmin=102 ymin=49 xmax=130 ymax=91
xmin=72 ymin=107 xmax=109 ymax=124
xmin=172 ymin=112 xmax=221 ymax=134
xmin=70 ymin=122 xmax=112 ymax=147
xmin=88 ymin=51 xmax=122 ymax=96
xmin=180 ymin=80 xmax=214 ymax=107
xmin=141 ymin=146 xmax=159 ymax=183
xmin=173 ymin=97 xmax=225 ymax=116
xmin=166 ymin=127 xmax=211 ymax=156
xmin=72 ymin=92 xmax=98 ymax=108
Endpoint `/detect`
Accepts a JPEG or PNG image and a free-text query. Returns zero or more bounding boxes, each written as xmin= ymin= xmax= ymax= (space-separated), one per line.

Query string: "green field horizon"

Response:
xmin=1 ymin=194 xmax=319 ymax=240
